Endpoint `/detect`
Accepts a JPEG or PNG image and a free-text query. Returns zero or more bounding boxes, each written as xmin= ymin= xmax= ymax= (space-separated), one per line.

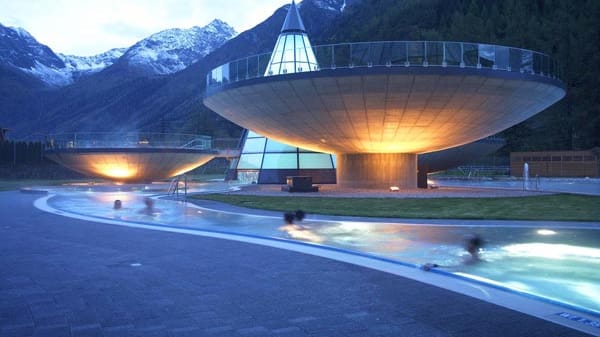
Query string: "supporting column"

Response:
xmin=336 ymin=153 xmax=417 ymax=189
xmin=417 ymin=163 xmax=429 ymax=189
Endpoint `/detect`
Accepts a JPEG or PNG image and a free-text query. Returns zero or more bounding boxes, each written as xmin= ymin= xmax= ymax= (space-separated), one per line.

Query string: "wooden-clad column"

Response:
xmin=336 ymin=153 xmax=417 ymax=189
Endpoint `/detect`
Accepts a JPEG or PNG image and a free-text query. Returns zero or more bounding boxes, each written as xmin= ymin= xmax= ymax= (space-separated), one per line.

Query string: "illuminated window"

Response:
xmin=299 ymin=153 xmax=333 ymax=169
xmin=264 ymin=1 xmax=318 ymax=76
xmin=236 ymin=131 xmax=335 ymax=170
xmin=262 ymin=153 xmax=298 ymax=169
xmin=242 ymin=138 xmax=266 ymax=153
xmin=265 ymin=139 xmax=296 ymax=152
xmin=238 ymin=154 xmax=263 ymax=169
xmin=247 ymin=130 xmax=262 ymax=138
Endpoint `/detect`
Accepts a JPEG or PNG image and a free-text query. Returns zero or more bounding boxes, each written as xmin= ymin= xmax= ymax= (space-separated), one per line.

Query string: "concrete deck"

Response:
xmin=0 ymin=190 xmax=595 ymax=337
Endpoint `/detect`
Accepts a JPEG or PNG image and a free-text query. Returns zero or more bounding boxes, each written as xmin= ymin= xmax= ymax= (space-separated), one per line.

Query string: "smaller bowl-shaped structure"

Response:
xmin=45 ymin=148 xmax=217 ymax=183
xmin=44 ymin=133 xmax=217 ymax=183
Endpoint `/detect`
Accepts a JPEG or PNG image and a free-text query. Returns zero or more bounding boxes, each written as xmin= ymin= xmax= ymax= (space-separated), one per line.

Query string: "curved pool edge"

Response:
xmin=34 ymin=194 xmax=600 ymax=336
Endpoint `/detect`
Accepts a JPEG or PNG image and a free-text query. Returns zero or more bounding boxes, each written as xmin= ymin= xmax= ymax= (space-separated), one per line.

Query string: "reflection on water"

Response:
xmin=47 ymin=189 xmax=600 ymax=314
xmin=279 ymin=223 xmax=324 ymax=243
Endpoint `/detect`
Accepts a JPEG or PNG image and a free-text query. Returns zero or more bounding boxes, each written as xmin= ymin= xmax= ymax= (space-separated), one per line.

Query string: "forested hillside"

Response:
xmin=325 ymin=0 xmax=600 ymax=151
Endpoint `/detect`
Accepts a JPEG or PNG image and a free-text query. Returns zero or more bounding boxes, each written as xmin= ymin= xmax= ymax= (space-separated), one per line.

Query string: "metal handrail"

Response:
xmin=207 ymin=40 xmax=562 ymax=89
xmin=180 ymin=138 xmax=213 ymax=150
xmin=44 ymin=132 xmax=213 ymax=150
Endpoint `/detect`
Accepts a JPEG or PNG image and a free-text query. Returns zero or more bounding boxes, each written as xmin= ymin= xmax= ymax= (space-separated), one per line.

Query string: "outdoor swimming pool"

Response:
xmin=43 ymin=186 xmax=600 ymax=317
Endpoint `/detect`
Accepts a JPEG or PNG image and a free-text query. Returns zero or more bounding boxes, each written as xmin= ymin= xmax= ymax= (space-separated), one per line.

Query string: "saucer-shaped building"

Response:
xmin=45 ymin=133 xmax=217 ymax=183
xmin=204 ymin=1 xmax=565 ymax=189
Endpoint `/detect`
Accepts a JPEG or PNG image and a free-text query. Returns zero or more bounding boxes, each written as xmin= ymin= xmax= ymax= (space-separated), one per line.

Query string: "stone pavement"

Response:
xmin=0 ymin=191 xmax=593 ymax=337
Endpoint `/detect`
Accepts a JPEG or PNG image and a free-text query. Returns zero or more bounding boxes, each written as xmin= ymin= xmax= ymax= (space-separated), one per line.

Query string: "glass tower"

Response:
xmin=264 ymin=1 xmax=318 ymax=76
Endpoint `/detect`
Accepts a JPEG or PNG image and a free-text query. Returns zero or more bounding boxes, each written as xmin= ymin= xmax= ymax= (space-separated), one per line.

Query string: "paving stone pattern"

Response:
xmin=0 ymin=191 xmax=592 ymax=337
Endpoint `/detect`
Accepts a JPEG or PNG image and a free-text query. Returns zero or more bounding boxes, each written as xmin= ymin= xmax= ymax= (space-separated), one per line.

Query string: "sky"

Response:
xmin=0 ymin=0 xmax=292 ymax=56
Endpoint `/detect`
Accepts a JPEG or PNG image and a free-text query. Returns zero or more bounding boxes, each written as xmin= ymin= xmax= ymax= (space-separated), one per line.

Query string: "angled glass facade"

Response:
xmin=230 ymin=130 xmax=336 ymax=184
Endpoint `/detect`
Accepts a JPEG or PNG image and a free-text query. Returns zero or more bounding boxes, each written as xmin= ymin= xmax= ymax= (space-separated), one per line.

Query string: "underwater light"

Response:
xmin=503 ymin=243 xmax=600 ymax=259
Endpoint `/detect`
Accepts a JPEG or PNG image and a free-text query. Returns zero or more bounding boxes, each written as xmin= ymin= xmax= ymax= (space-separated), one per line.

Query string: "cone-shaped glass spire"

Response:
xmin=264 ymin=1 xmax=318 ymax=76
xmin=280 ymin=0 xmax=306 ymax=33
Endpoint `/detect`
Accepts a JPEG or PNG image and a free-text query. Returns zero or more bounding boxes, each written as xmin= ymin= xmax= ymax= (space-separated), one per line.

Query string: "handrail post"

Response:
xmin=331 ymin=44 xmax=334 ymax=68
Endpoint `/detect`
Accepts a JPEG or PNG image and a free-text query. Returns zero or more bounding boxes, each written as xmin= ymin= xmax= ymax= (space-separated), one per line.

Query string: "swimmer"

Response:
xmin=284 ymin=212 xmax=295 ymax=224
xmin=140 ymin=197 xmax=158 ymax=215
xmin=113 ymin=199 xmax=122 ymax=210
xmin=464 ymin=233 xmax=484 ymax=263
xmin=295 ymin=209 xmax=305 ymax=221
xmin=421 ymin=234 xmax=485 ymax=271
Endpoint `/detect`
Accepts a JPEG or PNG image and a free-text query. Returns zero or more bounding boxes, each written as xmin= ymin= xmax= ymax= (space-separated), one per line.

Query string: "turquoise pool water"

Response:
xmin=46 ymin=188 xmax=600 ymax=316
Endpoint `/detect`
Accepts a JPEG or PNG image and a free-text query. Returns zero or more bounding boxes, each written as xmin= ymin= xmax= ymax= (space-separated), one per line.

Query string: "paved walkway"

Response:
xmin=0 ymin=191 xmax=594 ymax=337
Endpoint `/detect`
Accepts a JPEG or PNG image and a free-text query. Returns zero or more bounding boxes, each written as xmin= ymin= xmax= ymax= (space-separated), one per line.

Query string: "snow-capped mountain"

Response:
xmin=311 ymin=0 xmax=348 ymax=12
xmin=59 ymin=48 xmax=126 ymax=76
xmin=0 ymin=23 xmax=71 ymax=86
xmin=0 ymin=23 xmax=122 ymax=86
xmin=0 ymin=19 xmax=236 ymax=86
xmin=0 ymin=23 xmax=64 ymax=69
xmin=122 ymin=19 xmax=236 ymax=74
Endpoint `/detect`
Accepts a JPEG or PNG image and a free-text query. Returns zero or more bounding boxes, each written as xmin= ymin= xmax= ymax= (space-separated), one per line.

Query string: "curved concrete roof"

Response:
xmin=204 ymin=67 xmax=564 ymax=155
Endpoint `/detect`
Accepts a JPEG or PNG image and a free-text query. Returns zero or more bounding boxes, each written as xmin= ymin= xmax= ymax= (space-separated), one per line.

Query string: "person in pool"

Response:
xmin=463 ymin=233 xmax=484 ymax=264
xmin=140 ymin=197 xmax=158 ymax=215
xmin=421 ymin=233 xmax=484 ymax=271
xmin=113 ymin=199 xmax=122 ymax=210
xmin=295 ymin=209 xmax=305 ymax=222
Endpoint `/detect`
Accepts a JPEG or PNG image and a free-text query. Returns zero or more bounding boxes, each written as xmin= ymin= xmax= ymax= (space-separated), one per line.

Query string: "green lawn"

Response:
xmin=193 ymin=194 xmax=600 ymax=221
xmin=0 ymin=174 xmax=225 ymax=192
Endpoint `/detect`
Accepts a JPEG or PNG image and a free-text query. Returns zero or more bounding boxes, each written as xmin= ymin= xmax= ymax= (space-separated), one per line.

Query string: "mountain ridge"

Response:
xmin=0 ymin=19 xmax=237 ymax=87
xmin=121 ymin=19 xmax=237 ymax=75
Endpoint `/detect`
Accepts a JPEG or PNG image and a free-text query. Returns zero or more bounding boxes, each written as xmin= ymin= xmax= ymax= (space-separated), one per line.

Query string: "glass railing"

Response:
xmin=44 ymin=133 xmax=214 ymax=150
xmin=207 ymin=41 xmax=561 ymax=88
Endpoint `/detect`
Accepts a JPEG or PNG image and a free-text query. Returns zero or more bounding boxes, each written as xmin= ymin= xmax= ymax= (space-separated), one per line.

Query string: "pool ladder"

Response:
xmin=168 ymin=174 xmax=187 ymax=202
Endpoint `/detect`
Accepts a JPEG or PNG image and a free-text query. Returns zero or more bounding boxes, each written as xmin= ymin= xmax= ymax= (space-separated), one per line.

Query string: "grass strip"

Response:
xmin=193 ymin=193 xmax=600 ymax=221
xmin=0 ymin=179 xmax=94 ymax=191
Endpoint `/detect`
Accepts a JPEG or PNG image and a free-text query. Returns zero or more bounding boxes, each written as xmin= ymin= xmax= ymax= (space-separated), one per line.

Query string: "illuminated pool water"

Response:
xmin=45 ymin=188 xmax=600 ymax=316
